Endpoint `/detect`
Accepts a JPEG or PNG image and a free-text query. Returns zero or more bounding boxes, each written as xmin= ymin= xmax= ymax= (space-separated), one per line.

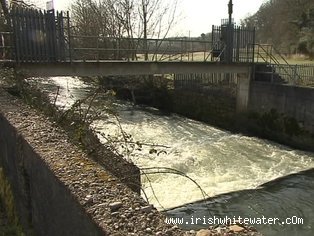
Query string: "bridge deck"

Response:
xmin=13 ymin=61 xmax=251 ymax=77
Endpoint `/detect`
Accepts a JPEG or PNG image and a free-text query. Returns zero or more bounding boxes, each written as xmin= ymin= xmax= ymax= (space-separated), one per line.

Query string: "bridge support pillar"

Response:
xmin=236 ymin=70 xmax=252 ymax=113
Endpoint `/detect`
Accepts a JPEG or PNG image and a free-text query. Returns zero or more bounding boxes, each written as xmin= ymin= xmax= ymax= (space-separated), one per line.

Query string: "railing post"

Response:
xmin=155 ymin=40 xmax=158 ymax=61
xmin=180 ymin=39 xmax=183 ymax=61
xmin=293 ymin=64 xmax=298 ymax=85
xmin=191 ymin=41 xmax=194 ymax=61
xmin=96 ymin=36 xmax=99 ymax=61
xmin=203 ymin=40 xmax=206 ymax=61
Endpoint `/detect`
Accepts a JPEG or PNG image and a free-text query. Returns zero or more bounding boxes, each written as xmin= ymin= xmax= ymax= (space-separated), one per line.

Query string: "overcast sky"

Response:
xmin=52 ymin=0 xmax=266 ymax=36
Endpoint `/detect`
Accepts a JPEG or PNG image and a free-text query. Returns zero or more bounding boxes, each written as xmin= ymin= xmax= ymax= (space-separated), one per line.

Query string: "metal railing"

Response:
xmin=69 ymin=35 xmax=213 ymax=62
xmin=254 ymin=43 xmax=308 ymax=85
xmin=273 ymin=63 xmax=314 ymax=86
xmin=0 ymin=31 xmax=215 ymax=62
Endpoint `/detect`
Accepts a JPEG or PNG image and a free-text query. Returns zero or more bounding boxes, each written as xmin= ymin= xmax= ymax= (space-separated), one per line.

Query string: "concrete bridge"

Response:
xmin=11 ymin=61 xmax=251 ymax=77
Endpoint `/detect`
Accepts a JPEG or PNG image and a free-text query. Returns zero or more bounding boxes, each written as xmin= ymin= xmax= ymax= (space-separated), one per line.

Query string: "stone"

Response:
xmin=171 ymin=225 xmax=179 ymax=230
xmin=85 ymin=194 xmax=92 ymax=199
xmin=141 ymin=205 xmax=153 ymax=213
xmin=229 ymin=224 xmax=245 ymax=232
xmin=111 ymin=212 xmax=119 ymax=217
xmin=109 ymin=202 xmax=123 ymax=212
xmin=196 ymin=229 xmax=211 ymax=236
xmin=97 ymin=203 xmax=107 ymax=207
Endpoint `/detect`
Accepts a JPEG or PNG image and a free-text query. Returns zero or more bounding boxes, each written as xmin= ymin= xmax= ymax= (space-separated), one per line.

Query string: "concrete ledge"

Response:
xmin=0 ymin=89 xmax=186 ymax=235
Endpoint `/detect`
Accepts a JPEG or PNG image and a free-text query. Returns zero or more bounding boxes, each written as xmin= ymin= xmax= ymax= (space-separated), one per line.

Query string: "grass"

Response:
xmin=0 ymin=199 xmax=21 ymax=236
xmin=285 ymin=57 xmax=314 ymax=65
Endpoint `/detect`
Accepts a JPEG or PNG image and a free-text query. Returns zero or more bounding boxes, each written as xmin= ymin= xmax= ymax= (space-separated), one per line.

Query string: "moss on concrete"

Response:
xmin=235 ymin=110 xmax=314 ymax=152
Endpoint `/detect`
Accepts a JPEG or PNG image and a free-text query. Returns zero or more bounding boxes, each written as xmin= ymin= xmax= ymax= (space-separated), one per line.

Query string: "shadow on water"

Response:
xmin=165 ymin=168 xmax=314 ymax=236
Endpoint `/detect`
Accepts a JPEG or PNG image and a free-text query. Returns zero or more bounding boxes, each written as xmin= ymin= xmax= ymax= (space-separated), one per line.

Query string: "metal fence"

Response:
xmin=10 ymin=7 xmax=70 ymax=62
xmin=174 ymin=73 xmax=238 ymax=90
xmin=211 ymin=24 xmax=255 ymax=63
xmin=254 ymin=44 xmax=314 ymax=87
xmin=273 ymin=64 xmax=314 ymax=86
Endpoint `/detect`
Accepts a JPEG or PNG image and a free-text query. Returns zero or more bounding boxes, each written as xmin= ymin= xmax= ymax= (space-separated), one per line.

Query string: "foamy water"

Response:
xmin=31 ymin=76 xmax=314 ymax=210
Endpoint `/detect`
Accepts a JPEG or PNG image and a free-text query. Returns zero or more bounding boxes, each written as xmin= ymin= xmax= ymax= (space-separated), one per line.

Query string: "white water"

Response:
xmin=32 ymin=77 xmax=314 ymax=210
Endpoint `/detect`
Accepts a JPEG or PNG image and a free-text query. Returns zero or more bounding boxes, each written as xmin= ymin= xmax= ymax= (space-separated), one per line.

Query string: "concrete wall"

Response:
xmin=236 ymin=72 xmax=251 ymax=113
xmin=249 ymin=82 xmax=314 ymax=133
xmin=0 ymin=114 xmax=105 ymax=236
xmin=172 ymin=88 xmax=237 ymax=129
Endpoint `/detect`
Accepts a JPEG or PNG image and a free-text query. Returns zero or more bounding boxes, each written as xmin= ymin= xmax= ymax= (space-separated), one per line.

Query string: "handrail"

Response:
xmin=70 ymin=34 xmax=210 ymax=45
xmin=271 ymin=46 xmax=302 ymax=82
xmin=69 ymin=34 xmax=212 ymax=62
xmin=254 ymin=43 xmax=302 ymax=84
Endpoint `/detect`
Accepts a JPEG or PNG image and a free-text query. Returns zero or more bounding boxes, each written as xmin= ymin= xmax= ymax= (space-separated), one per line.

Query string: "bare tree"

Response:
xmin=137 ymin=0 xmax=179 ymax=60
xmin=70 ymin=0 xmax=180 ymax=60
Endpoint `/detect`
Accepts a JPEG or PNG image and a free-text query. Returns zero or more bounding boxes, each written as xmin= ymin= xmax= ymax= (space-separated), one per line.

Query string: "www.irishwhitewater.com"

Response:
xmin=165 ymin=215 xmax=304 ymax=225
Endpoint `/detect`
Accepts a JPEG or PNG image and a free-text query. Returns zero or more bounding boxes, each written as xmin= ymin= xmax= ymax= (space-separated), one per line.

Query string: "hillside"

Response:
xmin=242 ymin=0 xmax=314 ymax=58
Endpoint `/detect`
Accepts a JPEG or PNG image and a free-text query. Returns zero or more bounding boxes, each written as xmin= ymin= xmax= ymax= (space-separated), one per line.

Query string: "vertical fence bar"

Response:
xmin=191 ymin=41 xmax=194 ymax=61
xmin=66 ymin=11 xmax=72 ymax=62
xmin=42 ymin=10 xmax=48 ymax=61
xmin=19 ymin=8 xmax=25 ymax=62
xmin=12 ymin=8 xmax=19 ymax=62
xmin=26 ymin=9 xmax=33 ymax=62
xmin=21 ymin=8 xmax=27 ymax=62
xmin=203 ymin=39 xmax=206 ymax=61
xmin=34 ymin=10 xmax=40 ymax=62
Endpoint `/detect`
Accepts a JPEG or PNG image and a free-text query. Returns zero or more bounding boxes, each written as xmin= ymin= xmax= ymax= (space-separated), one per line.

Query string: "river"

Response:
xmin=30 ymin=76 xmax=314 ymax=236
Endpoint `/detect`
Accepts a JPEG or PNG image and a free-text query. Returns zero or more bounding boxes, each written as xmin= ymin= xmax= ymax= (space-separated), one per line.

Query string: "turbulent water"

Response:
xmin=31 ymin=76 xmax=314 ymax=236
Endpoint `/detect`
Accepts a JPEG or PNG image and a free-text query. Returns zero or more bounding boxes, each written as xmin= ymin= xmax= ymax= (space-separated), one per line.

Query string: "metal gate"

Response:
xmin=10 ymin=6 xmax=69 ymax=63
xmin=212 ymin=23 xmax=255 ymax=63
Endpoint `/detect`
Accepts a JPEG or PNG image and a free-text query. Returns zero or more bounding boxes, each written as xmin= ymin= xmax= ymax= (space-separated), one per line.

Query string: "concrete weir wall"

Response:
xmin=0 ymin=99 xmax=104 ymax=235
xmin=249 ymin=82 xmax=314 ymax=134
xmin=0 ymin=89 xmax=185 ymax=236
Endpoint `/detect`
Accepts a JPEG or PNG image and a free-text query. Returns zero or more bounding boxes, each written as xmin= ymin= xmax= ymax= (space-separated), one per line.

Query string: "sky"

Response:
xmin=49 ymin=0 xmax=266 ymax=37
